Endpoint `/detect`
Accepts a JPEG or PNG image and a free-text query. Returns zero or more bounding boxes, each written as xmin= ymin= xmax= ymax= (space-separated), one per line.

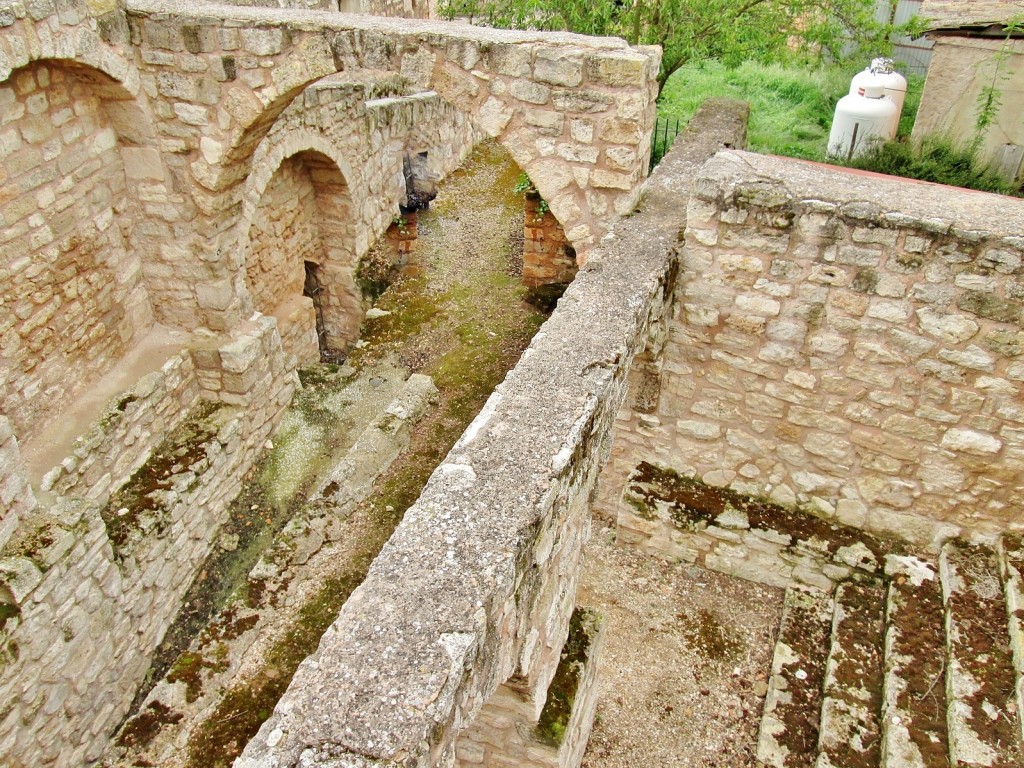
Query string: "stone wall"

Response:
xmin=239 ymin=83 xmax=480 ymax=355
xmin=39 ymin=350 xmax=202 ymax=506
xmin=0 ymin=417 xmax=36 ymax=552
xmin=0 ymin=317 xmax=296 ymax=767
xmin=0 ymin=59 xmax=155 ymax=441
xmin=599 ymin=152 xmax=1024 ymax=549
xmin=211 ymin=0 xmax=435 ymax=19
xmin=245 ymin=155 xmax=322 ymax=316
xmin=235 ymin=101 xmax=749 ymax=768
xmin=119 ymin=0 xmax=658 ymax=335
xmin=523 ymin=193 xmax=576 ymax=288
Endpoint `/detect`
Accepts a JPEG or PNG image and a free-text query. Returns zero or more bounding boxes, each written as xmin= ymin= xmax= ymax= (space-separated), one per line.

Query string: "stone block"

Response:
xmin=510 ymin=79 xmax=550 ymax=105
xmin=533 ymin=49 xmax=582 ymax=87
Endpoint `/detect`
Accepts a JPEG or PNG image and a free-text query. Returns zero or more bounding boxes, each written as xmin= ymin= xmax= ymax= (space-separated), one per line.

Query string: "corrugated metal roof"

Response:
xmin=920 ymin=0 xmax=1024 ymax=31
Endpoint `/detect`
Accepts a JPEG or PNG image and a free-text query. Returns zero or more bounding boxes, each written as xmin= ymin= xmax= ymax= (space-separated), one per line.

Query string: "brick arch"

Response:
xmin=239 ymin=144 xmax=361 ymax=363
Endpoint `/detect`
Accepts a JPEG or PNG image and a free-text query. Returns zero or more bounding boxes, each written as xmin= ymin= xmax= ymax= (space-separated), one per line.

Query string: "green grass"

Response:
xmin=658 ymin=60 xmax=924 ymax=162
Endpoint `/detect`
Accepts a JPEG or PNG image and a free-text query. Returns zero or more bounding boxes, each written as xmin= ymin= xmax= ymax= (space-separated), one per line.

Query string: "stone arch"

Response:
xmin=238 ymin=143 xmax=361 ymax=364
xmin=152 ymin=16 xmax=657 ymax=250
xmin=0 ymin=54 xmax=165 ymax=442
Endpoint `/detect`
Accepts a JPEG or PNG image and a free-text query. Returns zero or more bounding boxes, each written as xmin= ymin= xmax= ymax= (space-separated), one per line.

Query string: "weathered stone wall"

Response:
xmin=118 ymin=0 xmax=658 ymax=336
xmin=235 ymin=101 xmax=749 ymax=768
xmin=40 ymin=350 xmax=202 ymax=506
xmin=0 ymin=317 xmax=296 ymax=767
xmin=0 ymin=417 xmax=36 ymax=552
xmin=239 ymin=83 xmax=480 ymax=354
xmin=599 ymin=152 xmax=1024 ymax=548
xmin=0 ymin=59 xmax=155 ymax=441
xmin=211 ymin=0 xmax=435 ymax=20
xmin=523 ymin=193 xmax=576 ymax=288
xmin=245 ymin=155 xmax=322 ymax=315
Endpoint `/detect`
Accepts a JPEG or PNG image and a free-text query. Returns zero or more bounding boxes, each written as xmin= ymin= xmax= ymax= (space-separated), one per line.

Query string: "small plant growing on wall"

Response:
xmin=513 ymin=172 xmax=550 ymax=222
xmin=391 ymin=214 xmax=410 ymax=235
xmin=972 ymin=13 xmax=1024 ymax=153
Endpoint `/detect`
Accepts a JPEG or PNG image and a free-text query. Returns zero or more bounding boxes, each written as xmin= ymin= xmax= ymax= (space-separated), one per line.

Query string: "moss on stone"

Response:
xmin=103 ymin=400 xmax=229 ymax=557
xmin=536 ymin=607 xmax=602 ymax=747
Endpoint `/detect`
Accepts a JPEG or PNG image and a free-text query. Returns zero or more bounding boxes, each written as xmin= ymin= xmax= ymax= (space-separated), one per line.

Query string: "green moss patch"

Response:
xmin=625 ymin=462 xmax=904 ymax=562
xmin=102 ymin=401 xmax=229 ymax=557
xmin=537 ymin=607 xmax=602 ymax=747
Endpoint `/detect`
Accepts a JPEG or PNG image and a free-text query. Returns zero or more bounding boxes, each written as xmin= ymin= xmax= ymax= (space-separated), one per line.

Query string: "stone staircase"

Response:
xmin=757 ymin=537 xmax=1024 ymax=768
xmin=616 ymin=465 xmax=1024 ymax=768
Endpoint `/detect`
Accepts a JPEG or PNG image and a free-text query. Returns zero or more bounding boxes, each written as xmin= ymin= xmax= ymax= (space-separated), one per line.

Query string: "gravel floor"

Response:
xmin=579 ymin=525 xmax=784 ymax=768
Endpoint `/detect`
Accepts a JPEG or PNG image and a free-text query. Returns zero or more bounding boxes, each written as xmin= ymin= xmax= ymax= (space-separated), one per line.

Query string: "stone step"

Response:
xmin=999 ymin=534 xmax=1024 ymax=745
xmin=880 ymin=555 xmax=949 ymax=768
xmin=815 ymin=579 xmax=886 ymax=768
xmin=940 ymin=540 xmax=1023 ymax=767
xmin=757 ymin=584 xmax=835 ymax=768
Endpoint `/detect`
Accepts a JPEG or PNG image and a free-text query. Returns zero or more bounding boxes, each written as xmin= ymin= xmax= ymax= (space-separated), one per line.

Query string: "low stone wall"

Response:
xmin=599 ymin=152 xmax=1024 ymax=548
xmin=0 ymin=316 xmax=295 ymax=767
xmin=236 ymin=100 xmax=750 ymax=768
xmin=39 ymin=350 xmax=201 ymax=506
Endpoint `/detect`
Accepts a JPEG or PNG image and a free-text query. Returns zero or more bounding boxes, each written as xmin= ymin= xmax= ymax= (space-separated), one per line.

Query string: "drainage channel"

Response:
xmin=103 ymin=141 xmax=550 ymax=768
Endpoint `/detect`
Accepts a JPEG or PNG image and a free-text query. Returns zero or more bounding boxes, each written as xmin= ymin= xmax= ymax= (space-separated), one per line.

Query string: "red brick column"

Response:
xmin=523 ymin=193 xmax=578 ymax=289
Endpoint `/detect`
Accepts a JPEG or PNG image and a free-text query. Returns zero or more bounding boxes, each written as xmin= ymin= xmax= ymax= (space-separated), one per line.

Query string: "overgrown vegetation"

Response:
xmin=657 ymin=60 xmax=923 ymax=161
xmin=842 ymin=135 xmax=1022 ymax=196
xmin=440 ymin=0 xmax=923 ymax=92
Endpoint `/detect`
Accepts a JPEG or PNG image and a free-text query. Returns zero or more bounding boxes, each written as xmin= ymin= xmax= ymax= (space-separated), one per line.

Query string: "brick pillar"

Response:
xmin=523 ymin=193 xmax=577 ymax=289
xmin=386 ymin=211 xmax=418 ymax=261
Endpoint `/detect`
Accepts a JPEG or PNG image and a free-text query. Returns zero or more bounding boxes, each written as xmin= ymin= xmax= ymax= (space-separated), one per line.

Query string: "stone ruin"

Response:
xmin=0 ymin=0 xmax=1023 ymax=767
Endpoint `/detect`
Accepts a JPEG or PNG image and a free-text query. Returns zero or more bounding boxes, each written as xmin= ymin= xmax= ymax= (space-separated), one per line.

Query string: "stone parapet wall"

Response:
xmin=603 ymin=151 xmax=1024 ymax=548
xmin=235 ymin=100 xmax=749 ymax=768
xmin=39 ymin=349 xmax=202 ymax=506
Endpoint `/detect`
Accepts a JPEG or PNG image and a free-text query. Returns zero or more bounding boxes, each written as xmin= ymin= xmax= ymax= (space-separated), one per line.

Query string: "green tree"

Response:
xmin=440 ymin=0 xmax=926 ymax=93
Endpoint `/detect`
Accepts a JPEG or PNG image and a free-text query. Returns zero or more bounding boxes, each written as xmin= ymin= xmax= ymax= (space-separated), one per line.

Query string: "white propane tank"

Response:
xmin=827 ymin=81 xmax=898 ymax=160
xmin=850 ymin=57 xmax=907 ymax=138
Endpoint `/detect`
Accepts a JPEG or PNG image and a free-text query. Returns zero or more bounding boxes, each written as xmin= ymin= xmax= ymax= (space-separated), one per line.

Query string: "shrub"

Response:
xmin=839 ymin=135 xmax=1022 ymax=197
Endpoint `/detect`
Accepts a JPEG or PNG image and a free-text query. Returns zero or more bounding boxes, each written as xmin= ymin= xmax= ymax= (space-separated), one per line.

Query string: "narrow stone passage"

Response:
xmin=104 ymin=141 xmax=548 ymax=768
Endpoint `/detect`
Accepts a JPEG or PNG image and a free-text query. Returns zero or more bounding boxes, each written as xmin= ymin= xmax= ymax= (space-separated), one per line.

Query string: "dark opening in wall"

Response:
xmin=303 ymin=261 xmax=330 ymax=361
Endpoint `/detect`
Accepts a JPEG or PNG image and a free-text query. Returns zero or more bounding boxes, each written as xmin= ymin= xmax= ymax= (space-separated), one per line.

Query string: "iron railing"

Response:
xmin=649 ymin=116 xmax=682 ymax=172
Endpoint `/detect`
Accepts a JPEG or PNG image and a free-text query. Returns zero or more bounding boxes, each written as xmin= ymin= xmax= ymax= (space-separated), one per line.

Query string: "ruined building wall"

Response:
xmin=0 ymin=60 xmax=154 ymax=441
xmin=598 ymin=152 xmax=1024 ymax=550
xmin=0 ymin=318 xmax=296 ymax=767
xmin=241 ymin=85 xmax=482 ymax=357
xmin=245 ymin=156 xmax=322 ymax=315
xmin=0 ymin=3 xmax=663 ymax=764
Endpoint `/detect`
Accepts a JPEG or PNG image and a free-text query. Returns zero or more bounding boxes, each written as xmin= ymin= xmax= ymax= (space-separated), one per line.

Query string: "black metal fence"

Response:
xmin=649 ymin=116 xmax=682 ymax=172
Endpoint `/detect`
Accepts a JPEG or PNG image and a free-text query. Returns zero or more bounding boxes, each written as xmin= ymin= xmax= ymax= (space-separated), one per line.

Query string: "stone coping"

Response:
xmin=236 ymin=100 xmax=750 ymax=767
xmin=699 ymin=151 xmax=1024 ymax=239
xmin=126 ymin=0 xmax=637 ymax=51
